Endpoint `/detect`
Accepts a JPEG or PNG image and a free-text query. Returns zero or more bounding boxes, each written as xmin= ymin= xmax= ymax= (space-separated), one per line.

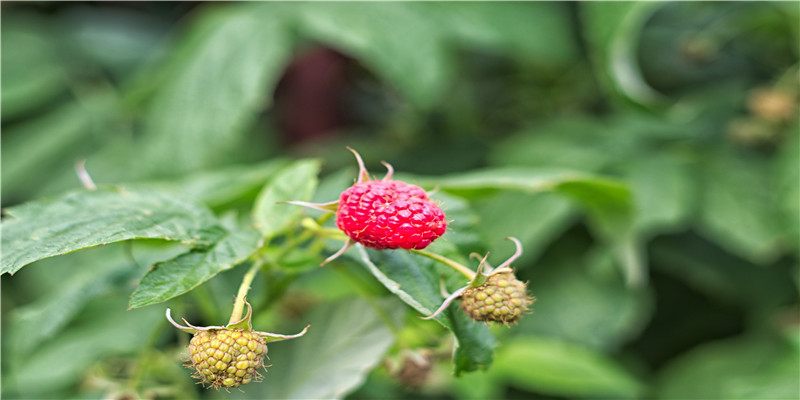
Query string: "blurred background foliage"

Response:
xmin=1 ymin=1 xmax=798 ymax=399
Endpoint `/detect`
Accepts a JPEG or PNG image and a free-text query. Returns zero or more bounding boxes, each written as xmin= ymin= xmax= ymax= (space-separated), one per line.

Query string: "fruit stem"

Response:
xmin=229 ymin=259 xmax=264 ymax=326
xmin=409 ymin=249 xmax=475 ymax=280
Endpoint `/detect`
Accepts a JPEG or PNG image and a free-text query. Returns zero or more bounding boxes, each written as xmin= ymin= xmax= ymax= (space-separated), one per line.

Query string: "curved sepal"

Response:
xmin=165 ymin=308 xmax=226 ymax=334
xmin=256 ymin=324 xmax=311 ymax=343
xmin=420 ymin=287 xmax=467 ymax=320
xmin=226 ymin=300 xmax=253 ymax=331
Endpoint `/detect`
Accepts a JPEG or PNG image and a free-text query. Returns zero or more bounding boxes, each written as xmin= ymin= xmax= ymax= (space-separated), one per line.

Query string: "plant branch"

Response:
xmin=409 ymin=249 xmax=475 ymax=280
xmin=228 ymin=259 xmax=264 ymax=325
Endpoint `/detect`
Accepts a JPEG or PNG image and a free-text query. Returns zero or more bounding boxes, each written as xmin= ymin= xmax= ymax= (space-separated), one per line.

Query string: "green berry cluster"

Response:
xmin=460 ymin=270 xmax=531 ymax=324
xmin=188 ymin=329 xmax=268 ymax=388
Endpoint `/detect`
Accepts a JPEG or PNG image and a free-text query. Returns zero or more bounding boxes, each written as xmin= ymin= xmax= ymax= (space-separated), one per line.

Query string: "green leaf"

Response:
xmin=492 ymin=337 xmax=644 ymax=398
xmin=128 ymin=224 xmax=263 ymax=309
xmin=1 ymin=186 xmax=225 ymax=275
xmin=416 ymin=167 xmax=644 ymax=285
xmin=517 ymin=243 xmax=653 ymax=351
xmin=297 ymin=2 xmax=452 ymax=108
xmin=1 ymin=17 xmax=66 ymax=119
xmin=438 ymin=2 xmax=578 ymax=67
xmin=140 ymin=3 xmax=292 ymax=174
xmin=656 ymin=335 xmax=799 ymax=399
xmin=1 ymin=92 xmax=120 ymax=202
xmin=224 ymin=298 xmax=404 ymax=400
xmin=354 ymin=245 xmax=497 ymax=375
xmin=141 ymin=158 xmax=289 ymax=208
xmin=625 ymin=153 xmax=693 ymax=234
xmin=581 ymin=2 xmax=667 ymax=108
xmin=698 ymin=149 xmax=785 ymax=264
xmin=253 ymin=159 xmax=321 ymax=239
xmin=4 ymin=295 xmax=163 ymax=398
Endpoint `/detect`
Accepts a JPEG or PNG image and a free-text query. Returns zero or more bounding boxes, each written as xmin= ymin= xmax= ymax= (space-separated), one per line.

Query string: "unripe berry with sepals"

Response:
xmin=188 ymin=329 xmax=268 ymax=388
xmin=460 ymin=270 xmax=531 ymax=324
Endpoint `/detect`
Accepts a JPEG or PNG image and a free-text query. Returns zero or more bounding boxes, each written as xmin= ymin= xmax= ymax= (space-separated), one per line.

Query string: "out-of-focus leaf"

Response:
xmin=4 ymin=295 xmax=163 ymax=398
xmin=297 ymin=2 xmax=452 ymax=108
xmin=473 ymin=192 xmax=575 ymax=264
xmin=417 ymin=167 xmax=644 ymax=286
xmin=253 ymin=159 xmax=321 ymax=239
xmin=437 ymin=2 xmax=577 ymax=67
xmin=518 ymin=243 xmax=652 ymax=351
xmin=224 ymin=298 xmax=404 ymax=400
xmin=698 ymin=149 xmax=785 ymax=264
xmin=9 ymin=245 xmax=133 ymax=358
xmin=141 ymin=158 xmax=289 ymax=208
xmin=1 ymin=92 xmax=120 ymax=202
xmin=581 ymin=2 xmax=668 ymax=108
xmin=625 ymin=153 xmax=694 ymax=234
xmin=492 ymin=337 xmax=644 ymax=398
xmin=1 ymin=17 xmax=66 ymax=119
xmin=128 ymin=224 xmax=262 ymax=309
xmin=140 ymin=3 xmax=292 ymax=174
xmin=354 ymin=246 xmax=497 ymax=375
xmin=1 ymin=187 xmax=225 ymax=275
xmin=775 ymin=125 xmax=799 ymax=250
xmin=651 ymin=233 xmax=798 ymax=311
xmin=655 ymin=334 xmax=799 ymax=399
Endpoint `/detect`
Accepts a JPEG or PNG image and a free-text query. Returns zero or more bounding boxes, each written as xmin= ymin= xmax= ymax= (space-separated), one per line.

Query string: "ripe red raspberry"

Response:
xmin=288 ymin=147 xmax=447 ymax=264
xmin=336 ymin=180 xmax=446 ymax=250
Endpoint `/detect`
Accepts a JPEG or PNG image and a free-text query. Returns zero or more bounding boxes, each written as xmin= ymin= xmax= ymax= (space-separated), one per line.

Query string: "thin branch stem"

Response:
xmin=228 ymin=259 xmax=264 ymax=325
xmin=409 ymin=249 xmax=475 ymax=280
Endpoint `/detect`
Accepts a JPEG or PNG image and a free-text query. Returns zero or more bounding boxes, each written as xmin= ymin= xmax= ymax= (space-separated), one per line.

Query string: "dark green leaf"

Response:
xmin=1 ymin=17 xmax=66 ymax=119
xmin=253 ymin=159 xmax=321 ymax=239
xmin=297 ymin=2 xmax=452 ymax=108
xmin=625 ymin=154 xmax=693 ymax=234
xmin=4 ymin=295 xmax=163 ymax=397
xmin=656 ymin=335 xmax=799 ymax=399
xmin=698 ymin=149 xmax=785 ymax=264
xmin=140 ymin=3 xmax=292 ymax=174
xmin=492 ymin=337 xmax=644 ymax=398
xmin=128 ymin=224 xmax=263 ymax=309
xmin=1 ymin=187 xmax=225 ymax=275
xmin=354 ymin=245 xmax=497 ymax=375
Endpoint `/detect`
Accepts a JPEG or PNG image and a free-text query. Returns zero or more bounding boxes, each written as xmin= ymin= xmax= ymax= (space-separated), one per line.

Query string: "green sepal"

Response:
xmin=226 ymin=300 xmax=253 ymax=331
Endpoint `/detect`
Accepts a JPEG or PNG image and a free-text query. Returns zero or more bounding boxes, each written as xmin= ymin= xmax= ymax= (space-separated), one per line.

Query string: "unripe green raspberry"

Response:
xmin=460 ymin=270 xmax=532 ymax=324
xmin=188 ymin=329 xmax=268 ymax=388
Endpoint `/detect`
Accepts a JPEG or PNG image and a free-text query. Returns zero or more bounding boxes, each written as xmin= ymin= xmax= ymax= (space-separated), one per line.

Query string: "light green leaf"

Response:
xmin=128 ymin=224 xmax=263 ymax=309
xmin=581 ymin=2 xmax=667 ymax=108
xmin=224 ymin=298 xmax=404 ymax=400
xmin=253 ymin=159 xmax=321 ymax=239
xmin=492 ymin=337 xmax=644 ymax=398
xmin=297 ymin=2 xmax=452 ymax=108
xmin=140 ymin=3 xmax=292 ymax=174
xmin=656 ymin=335 xmax=799 ymax=399
xmin=438 ymin=2 xmax=577 ymax=66
xmin=1 ymin=187 xmax=225 ymax=275
xmin=626 ymin=153 xmax=693 ymax=234
xmin=354 ymin=245 xmax=497 ymax=375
